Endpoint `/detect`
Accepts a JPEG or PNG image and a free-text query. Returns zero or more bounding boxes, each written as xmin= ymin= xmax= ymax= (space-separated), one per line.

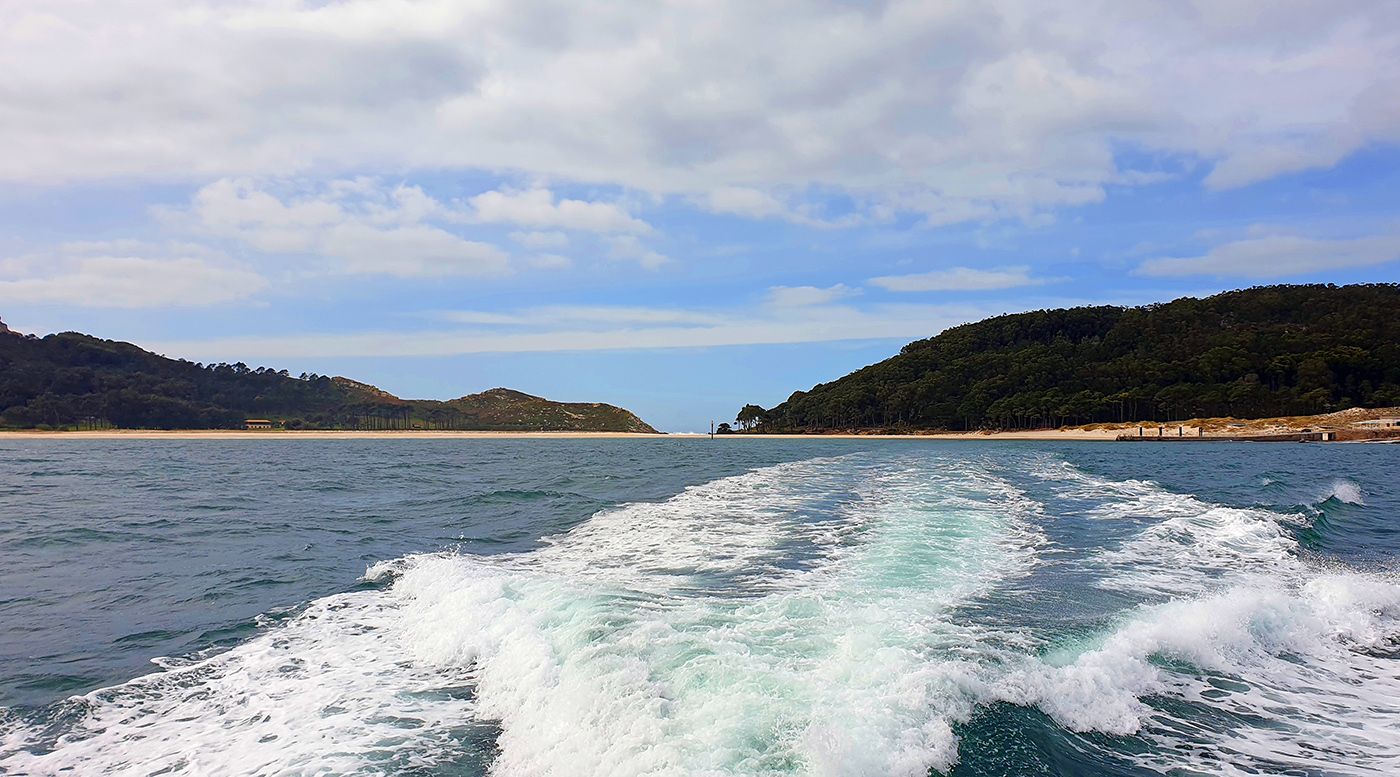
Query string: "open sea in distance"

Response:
xmin=1 ymin=438 xmax=1397 ymax=776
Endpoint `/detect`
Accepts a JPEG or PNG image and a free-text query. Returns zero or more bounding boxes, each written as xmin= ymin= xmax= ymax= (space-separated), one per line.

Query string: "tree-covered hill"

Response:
xmin=0 ymin=323 xmax=657 ymax=432
xmin=750 ymin=284 xmax=1400 ymax=432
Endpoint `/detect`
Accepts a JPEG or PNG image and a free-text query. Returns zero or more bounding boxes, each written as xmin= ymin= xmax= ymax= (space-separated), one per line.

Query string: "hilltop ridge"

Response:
xmin=0 ymin=326 xmax=657 ymax=433
xmin=746 ymin=284 xmax=1400 ymax=433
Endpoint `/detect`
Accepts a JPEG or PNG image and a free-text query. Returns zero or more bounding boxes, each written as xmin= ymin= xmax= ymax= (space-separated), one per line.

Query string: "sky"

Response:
xmin=2 ymin=2 xmax=1399 ymax=431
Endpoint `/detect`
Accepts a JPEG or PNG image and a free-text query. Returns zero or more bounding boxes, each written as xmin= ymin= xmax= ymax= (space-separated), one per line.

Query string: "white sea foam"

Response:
xmin=1010 ymin=462 xmax=1400 ymax=775
xmin=377 ymin=457 xmax=1046 ymax=777
xmin=1 ymin=589 xmax=480 ymax=776
xmin=1324 ymin=478 xmax=1367 ymax=506
xmin=2 ymin=454 xmax=1045 ymax=777
xmin=996 ymin=573 xmax=1400 ymax=775
xmin=8 ymin=454 xmax=1394 ymax=776
xmin=1031 ymin=460 xmax=1303 ymax=597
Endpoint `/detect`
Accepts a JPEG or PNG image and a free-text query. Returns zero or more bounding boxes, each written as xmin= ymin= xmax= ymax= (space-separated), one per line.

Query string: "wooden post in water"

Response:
xmin=710 ymin=420 xmax=715 ymax=440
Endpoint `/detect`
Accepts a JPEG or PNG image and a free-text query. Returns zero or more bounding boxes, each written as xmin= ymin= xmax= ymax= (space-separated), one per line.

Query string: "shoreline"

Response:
xmin=0 ymin=430 xmax=669 ymax=440
xmin=0 ymin=428 xmax=1123 ymax=441
xmin=2 ymin=410 xmax=1394 ymax=442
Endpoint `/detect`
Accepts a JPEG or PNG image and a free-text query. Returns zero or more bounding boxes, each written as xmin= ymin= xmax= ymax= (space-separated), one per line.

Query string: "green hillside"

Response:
xmin=0 ymin=324 xmax=656 ymax=433
xmin=749 ymin=284 xmax=1400 ymax=432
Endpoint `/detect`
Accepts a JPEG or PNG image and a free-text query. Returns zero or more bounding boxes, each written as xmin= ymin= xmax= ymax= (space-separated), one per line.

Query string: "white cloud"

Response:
xmin=469 ymin=188 xmax=650 ymax=233
xmin=150 ymin=302 xmax=989 ymax=359
xmin=3 ymin=2 xmax=1395 ymax=225
xmin=527 ymin=253 xmax=573 ymax=269
xmin=0 ymin=250 xmax=266 ymax=308
xmin=699 ymin=187 xmax=869 ymax=227
xmin=1137 ymin=232 xmax=1400 ymax=278
xmin=186 ymin=178 xmax=509 ymax=277
xmin=869 ymin=266 xmax=1045 ymax=292
xmin=531 ymin=306 xmax=725 ymax=326
xmin=765 ymin=284 xmax=858 ymax=307
xmin=434 ymin=310 xmax=529 ymax=325
xmin=436 ymin=306 xmax=722 ymax=327
xmin=606 ymin=235 xmax=668 ymax=269
xmin=319 ymin=222 xmax=507 ymax=277
xmin=510 ymin=230 xmax=570 ymax=250
xmin=703 ymin=187 xmax=790 ymax=220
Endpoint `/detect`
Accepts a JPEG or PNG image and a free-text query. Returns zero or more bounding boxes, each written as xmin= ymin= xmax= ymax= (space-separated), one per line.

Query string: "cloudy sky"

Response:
xmin=2 ymin=1 xmax=1399 ymax=430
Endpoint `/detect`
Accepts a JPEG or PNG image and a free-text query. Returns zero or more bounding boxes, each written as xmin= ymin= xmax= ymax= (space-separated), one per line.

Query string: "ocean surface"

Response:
xmin=1 ymin=439 xmax=1397 ymax=777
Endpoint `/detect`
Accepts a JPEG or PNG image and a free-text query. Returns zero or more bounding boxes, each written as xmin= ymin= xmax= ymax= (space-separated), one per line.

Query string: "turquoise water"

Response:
xmin=1 ymin=439 xmax=1397 ymax=776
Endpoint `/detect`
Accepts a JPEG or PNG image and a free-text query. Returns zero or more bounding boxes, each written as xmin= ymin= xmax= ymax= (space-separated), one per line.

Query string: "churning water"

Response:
xmin=1 ymin=439 xmax=1397 ymax=776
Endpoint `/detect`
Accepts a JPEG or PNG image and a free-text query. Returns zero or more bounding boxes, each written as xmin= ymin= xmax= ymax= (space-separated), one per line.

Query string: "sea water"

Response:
xmin=0 ymin=439 xmax=1396 ymax=776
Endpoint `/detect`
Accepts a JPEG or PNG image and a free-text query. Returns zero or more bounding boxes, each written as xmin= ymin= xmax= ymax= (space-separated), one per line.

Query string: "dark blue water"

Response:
xmin=1 ymin=439 xmax=1397 ymax=776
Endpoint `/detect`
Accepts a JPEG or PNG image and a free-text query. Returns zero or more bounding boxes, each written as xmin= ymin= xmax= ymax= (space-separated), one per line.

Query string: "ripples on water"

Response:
xmin=0 ymin=439 xmax=1397 ymax=776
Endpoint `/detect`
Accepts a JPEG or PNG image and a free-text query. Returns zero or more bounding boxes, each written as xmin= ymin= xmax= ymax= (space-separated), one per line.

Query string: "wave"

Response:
xmin=1322 ymin=478 xmax=1367 ymax=506
xmin=367 ymin=458 xmax=1047 ymax=776
xmin=5 ymin=453 xmax=1395 ymax=776
xmin=1010 ymin=462 xmax=1400 ymax=775
xmin=996 ymin=573 xmax=1400 ymax=775
xmin=0 ymin=588 xmax=482 ymax=776
xmin=2 ymin=454 xmax=1046 ymax=777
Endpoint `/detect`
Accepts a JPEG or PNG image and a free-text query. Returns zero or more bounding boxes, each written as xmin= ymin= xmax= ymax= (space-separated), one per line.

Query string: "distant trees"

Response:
xmin=748 ymin=284 xmax=1400 ymax=432
xmin=0 ymin=331 xmax=655 ymax=431
xmin=735 ymin=404 xmax=767 ymax=431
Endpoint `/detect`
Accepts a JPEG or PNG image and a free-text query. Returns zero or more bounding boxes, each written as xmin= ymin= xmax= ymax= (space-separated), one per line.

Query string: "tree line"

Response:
xmin=0 ymin=328 xmax=653 ymax=431
xmin=742 ymin=284 xmax=1400 ymax=432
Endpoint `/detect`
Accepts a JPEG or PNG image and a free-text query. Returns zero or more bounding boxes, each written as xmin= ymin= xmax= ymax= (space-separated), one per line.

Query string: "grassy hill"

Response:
xmin=0 ymin=323 xmax=657 ymax=433
xmin=748 ymin=284 xmax=1400 ymax=432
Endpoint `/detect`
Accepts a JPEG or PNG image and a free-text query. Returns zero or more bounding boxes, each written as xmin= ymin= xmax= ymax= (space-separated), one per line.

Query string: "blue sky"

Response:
xmin=2 ymin=2 xmax=1399 ymax=431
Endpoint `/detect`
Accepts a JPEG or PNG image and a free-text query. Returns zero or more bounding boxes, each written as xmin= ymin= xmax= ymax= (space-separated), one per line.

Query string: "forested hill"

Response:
xmin=750 ymin=284 xmax=1400 ymax=432
xmin=0 ymin=323 xmax=657 ymax=432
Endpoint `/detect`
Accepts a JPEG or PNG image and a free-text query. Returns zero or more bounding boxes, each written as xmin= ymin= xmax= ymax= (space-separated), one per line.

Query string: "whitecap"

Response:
xmin=996 ymin=573 xmax=1400 ymax=776
xmin=1323 ymin=478 xmax=1366 ymax=506
xmin=1009 ymin=461 xmax=1400 ymax=775
xmin=2 ymin=454 xmax=1047 ymax=777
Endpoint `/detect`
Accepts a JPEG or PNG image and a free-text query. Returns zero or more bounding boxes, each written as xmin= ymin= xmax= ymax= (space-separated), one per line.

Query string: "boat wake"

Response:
xmin=3 ymin=453 xmax=1397 ymax=776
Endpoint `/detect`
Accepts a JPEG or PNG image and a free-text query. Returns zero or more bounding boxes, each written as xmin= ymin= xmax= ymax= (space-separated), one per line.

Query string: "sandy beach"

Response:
xmin=0 ymin=429 xmax=671 ymax=440
xmin=709 ymin=429 xmax=1122 ymax=441
xmin=2 ymin=408 xmax=1393 ymax=441
xmin=0 ymin=428 xmax=1122 ymax=441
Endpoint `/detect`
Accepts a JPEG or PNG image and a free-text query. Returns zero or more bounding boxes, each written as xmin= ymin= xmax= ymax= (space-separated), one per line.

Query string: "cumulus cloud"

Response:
xmin=150 ymin=302 xmax=990 ymax=359
xmin=527 ymin=253 xmax=573 ymax=270
xmin=509 ymin=231 xmax=570 ymax=250
xmin=0 ymin=244 xmax=266 ymax=308
xmin=869 ymin=266 xmax=1046 ymax=292
xmin=702 ymin=187 xmax=792 ymax=220
xmin=605 ymin=235 xmax=668 ymax=269
xmin=469 ymin=189 xmax=650 ymax=233
xmin=699 ymin=187 xmax=869 ymax=227
xmin=1137 ymin=232 xmax=1400 ymax=278
xmin=3 ymin=1 xmax=1396 ymax=225
xmin=185 ymin=178 xmax=509 ymax=277
xmin=318 ymin=222 xmax=507 ymax=277
xmin=531 ymin=306 xmax=726 ymax=326
xmin=434 ymin=305 xmax=723 ymax=328
xmin=765 ymin=284 xmax=858 ymax=307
